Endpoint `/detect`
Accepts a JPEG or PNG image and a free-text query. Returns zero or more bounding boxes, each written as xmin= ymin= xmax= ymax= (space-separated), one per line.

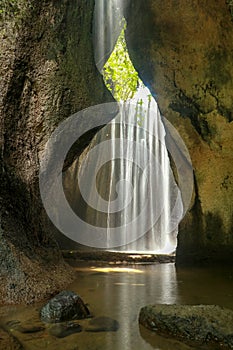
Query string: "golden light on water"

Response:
xmin=114 ymin=282 xmax=145 ymax=286
xmin=90 ymin=267 xmax=144 ymax=273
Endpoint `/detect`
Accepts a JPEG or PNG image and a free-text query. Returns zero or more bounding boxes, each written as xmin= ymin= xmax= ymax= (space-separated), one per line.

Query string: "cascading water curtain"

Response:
xmin=41 ymin=0 xmax=193 ymax=253
xmin=39 ymin=1 xmax=193 ymax=252
xmin=73 ymin=0 xmax=183 ymax=253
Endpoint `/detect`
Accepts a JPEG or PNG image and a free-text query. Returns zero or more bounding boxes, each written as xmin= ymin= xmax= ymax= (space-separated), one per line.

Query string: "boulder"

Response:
xmin=40 ymin=290 xmax=91 ymax=323
xmin=139 ymin=304 xmax=233 ymax=349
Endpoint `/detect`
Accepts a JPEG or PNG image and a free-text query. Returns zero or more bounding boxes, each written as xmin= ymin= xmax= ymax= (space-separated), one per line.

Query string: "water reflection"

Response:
xmin=71 ymin=263 xmax=233 ymax=350
xmin=1 ymin=263 xmax=233 ymax=350
xmin=113 ymin=263 xmax=177 ymax=349
xmin=73 ymin=263 xmax=179 ymax=350
xmin=175 ymin=265 xmax=233 ymax=308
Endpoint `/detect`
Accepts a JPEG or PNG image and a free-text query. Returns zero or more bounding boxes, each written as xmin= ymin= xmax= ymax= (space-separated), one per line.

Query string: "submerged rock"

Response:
xmin=6 ymin=320 xmax=45 ymax=334
xmin=40 ymin=290 xmax=91 ymax=323
xmin=18 ymin=326 xmax=45 ymax=334
xmin=85 ymin=316 xmax=119 ymax=332
xmin=139 ymin=304 xmax=233 ymax=349
xmin=0 ymin=327 xmax=24 ymax=350
xmin=49 ymin=322 xmax=82 ymax=338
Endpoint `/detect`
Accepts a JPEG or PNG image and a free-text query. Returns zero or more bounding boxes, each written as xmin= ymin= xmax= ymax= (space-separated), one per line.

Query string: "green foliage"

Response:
xmin=135 ymin=93 xmax=152 ymax=126
xmin=135 ymin=98 xmax=146 ymax=127
xmin=103 ymin=24 xmax=139 ymax=101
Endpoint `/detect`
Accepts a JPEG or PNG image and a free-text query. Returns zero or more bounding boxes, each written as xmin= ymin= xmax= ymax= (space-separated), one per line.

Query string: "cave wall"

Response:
xmin=126 ymin=0 xmax=233 ymax=264
xmin=0 ymin=0 xmax=112 ymax=303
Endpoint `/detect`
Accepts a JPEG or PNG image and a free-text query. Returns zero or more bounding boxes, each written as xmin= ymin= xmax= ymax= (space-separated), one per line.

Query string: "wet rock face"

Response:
xmin=126 ymin=1 xmax=233 ymax=122
xmin=0 ymin=0 xmax=112 ymax=303
xmin=126 ymin=0 xmax=233 ymax=263
xmin=139 ymin=304 xmax=233 ymax=349
xmin=40 ymin=291 xmax=91 ymax=323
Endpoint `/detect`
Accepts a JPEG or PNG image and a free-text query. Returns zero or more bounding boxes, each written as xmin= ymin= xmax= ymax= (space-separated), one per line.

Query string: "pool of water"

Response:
xmin=1 ymin=262 xmax=233 ymax=350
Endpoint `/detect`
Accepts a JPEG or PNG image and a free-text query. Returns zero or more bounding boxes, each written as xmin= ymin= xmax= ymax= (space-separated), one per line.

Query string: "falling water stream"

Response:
xmin=63 ymin=0 xmax=183 ymax=253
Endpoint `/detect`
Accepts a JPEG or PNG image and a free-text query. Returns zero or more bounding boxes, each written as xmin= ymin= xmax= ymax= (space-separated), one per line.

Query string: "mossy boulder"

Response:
xmin=41 ymin=290 xmax=90 ymax=323
xmin=139 ymin=304 xmax=233 ymax=349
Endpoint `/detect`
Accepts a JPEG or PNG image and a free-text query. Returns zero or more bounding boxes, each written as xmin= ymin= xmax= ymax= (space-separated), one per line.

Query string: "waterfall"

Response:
xmin=62 ymin=95 xmax=183 ymax=253
xmin=38 ymin=0 xmax=193 ymax=253
xmin=61 ymin=0 xmax=185 ymax=253
xmin=93 ymin=0 xmax=130 ymax=73
xmin=68 ymin=87 xmax=183 ymax=253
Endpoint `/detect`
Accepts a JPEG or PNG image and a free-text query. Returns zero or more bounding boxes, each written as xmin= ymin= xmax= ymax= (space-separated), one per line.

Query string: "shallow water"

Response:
xmin=1 ymin=262 xmax=233 ymax=350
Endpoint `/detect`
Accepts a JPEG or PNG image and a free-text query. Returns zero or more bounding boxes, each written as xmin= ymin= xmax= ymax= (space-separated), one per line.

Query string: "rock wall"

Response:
xmin=126 ymin=0 xmax=233 ymax=264
xmin=0 ymin=0 xmax=112 ymax=303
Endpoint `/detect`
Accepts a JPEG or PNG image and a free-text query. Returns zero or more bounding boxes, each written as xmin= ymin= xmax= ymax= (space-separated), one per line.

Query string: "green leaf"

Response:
xmin=103 ymin=21 xmax=139 ymax=101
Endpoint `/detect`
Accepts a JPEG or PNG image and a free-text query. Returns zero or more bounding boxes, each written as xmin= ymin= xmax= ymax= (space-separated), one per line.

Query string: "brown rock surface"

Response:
xmin=126 ymin=0 xmax=233 ymax=264
xmin=139 ymin=304 xmax=233 ymax=349
xmin=0 ymin=0 xmax=112 ymax=303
